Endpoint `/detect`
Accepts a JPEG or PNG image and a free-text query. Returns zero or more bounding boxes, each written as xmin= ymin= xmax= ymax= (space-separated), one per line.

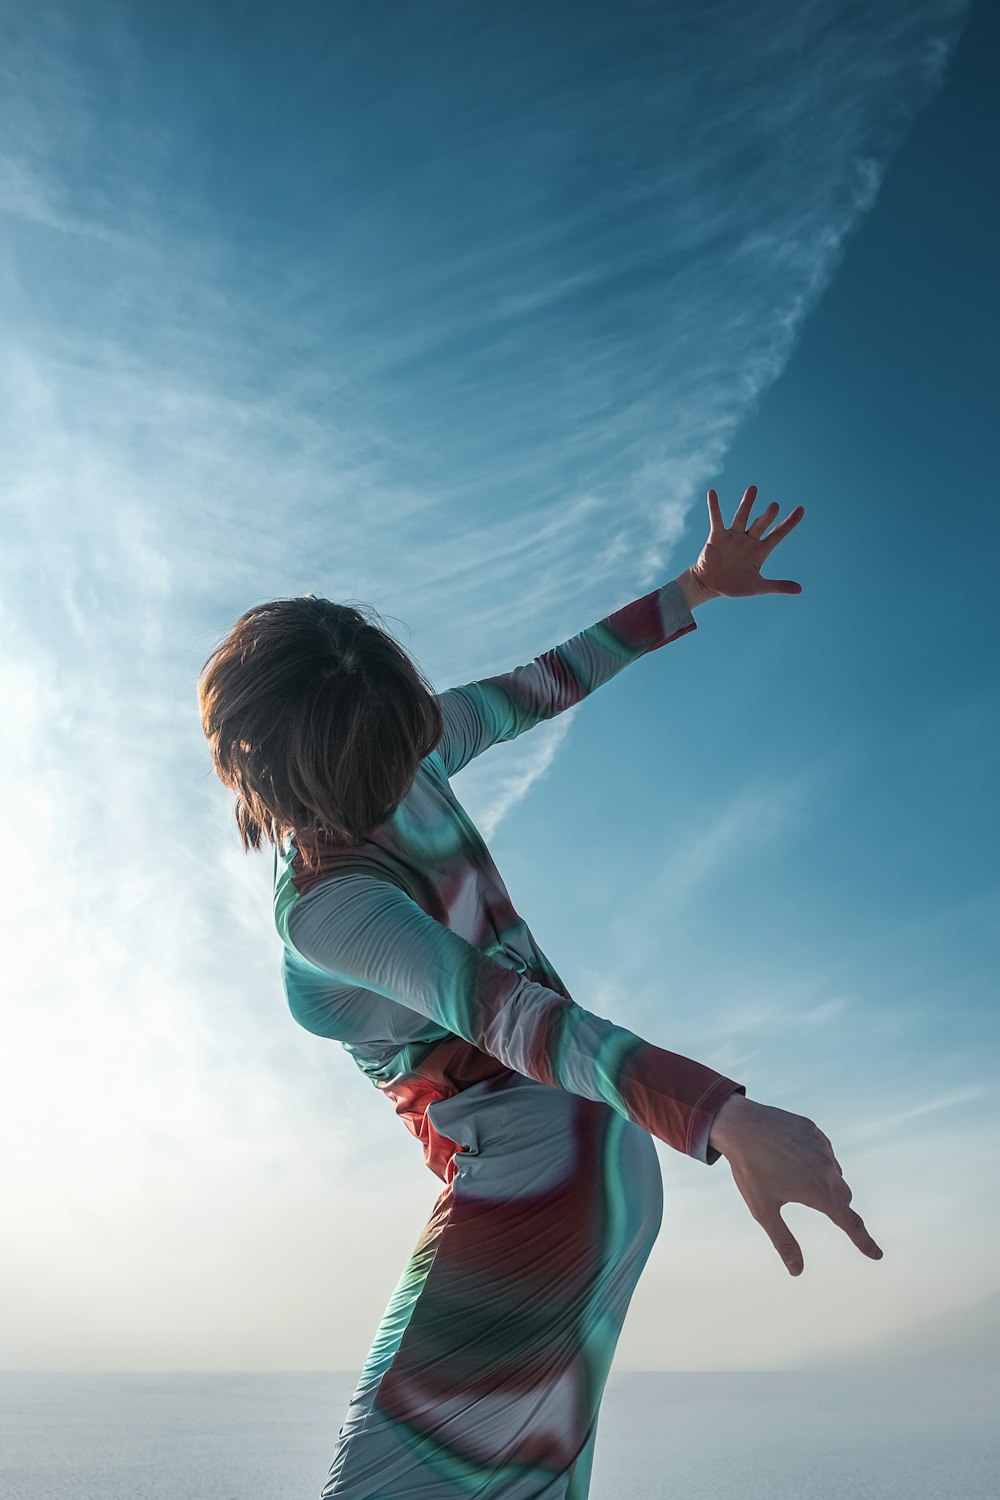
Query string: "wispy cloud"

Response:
xmin=839 ymin=1085 xmax=995 ymax=1146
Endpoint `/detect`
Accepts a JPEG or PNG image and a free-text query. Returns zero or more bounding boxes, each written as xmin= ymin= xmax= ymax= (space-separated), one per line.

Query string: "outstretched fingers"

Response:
xmin=753 ymin=1194 xmax=882 ymax=1276
xmin=825 ymin=1199 xmax=884 ymax=1262
xmin=760 ymin=505 xmax=806 ymax=551
xmin=731 ymin=484 xmax=759 ymax=531
xmin=760 ymin=504 xmax=806 ymax=591
xmin=747 ymin=502 xmax=780 ymax=537
xmin=707 ymin=487 xmax=806 ymax=548
xmin=754 ymin=1204 xmax=805 ymax=1277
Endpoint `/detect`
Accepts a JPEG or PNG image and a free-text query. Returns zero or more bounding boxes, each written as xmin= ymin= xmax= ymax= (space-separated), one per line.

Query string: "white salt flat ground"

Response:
xmin=1 ymin=1368 xmax=997 ymax=1499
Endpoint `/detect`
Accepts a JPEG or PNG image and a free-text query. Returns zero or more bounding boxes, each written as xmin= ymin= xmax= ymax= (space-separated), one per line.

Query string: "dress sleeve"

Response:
xmin=435 ymin=576 xmax=697 ymax=778
xmin=286 ymin=870 xmax=745 ymax=1164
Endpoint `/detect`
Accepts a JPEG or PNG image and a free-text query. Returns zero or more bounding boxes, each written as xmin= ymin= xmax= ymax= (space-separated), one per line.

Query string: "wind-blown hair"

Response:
xmin=197 ymin=595 xmax=444 ymax=873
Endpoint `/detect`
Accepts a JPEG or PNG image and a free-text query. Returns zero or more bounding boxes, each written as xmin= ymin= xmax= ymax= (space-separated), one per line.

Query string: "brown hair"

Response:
xmin=197 ymin=595 xmax=444 ymax=872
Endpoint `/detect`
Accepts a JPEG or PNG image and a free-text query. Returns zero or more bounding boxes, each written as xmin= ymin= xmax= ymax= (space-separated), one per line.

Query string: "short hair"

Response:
xmin=197 ymin=595 xmax=444 ymax=873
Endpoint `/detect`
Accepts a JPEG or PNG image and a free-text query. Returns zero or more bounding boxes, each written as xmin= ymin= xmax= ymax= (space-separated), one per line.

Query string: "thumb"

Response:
xmin=760 ymin=577 xmax=803 ymax=595
xmin=759 ymin=1208 xmax=804 ymax=1276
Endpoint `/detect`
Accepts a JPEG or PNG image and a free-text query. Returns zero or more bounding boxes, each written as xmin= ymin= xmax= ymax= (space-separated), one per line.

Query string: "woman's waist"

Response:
xmin=371 ymin=1034 xmax=516 ymax=1182
xmin=377 ymin=1034 xmax=513 ymax=1113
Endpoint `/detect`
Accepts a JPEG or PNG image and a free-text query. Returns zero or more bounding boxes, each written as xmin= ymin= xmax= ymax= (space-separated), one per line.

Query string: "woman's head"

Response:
xmin=197 ymin=595 xmax=444 ymax=872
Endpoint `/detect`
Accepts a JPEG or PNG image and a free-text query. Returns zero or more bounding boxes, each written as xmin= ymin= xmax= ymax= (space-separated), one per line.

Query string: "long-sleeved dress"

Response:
xmin=273 ymin=576 xmax=746 ymax=1499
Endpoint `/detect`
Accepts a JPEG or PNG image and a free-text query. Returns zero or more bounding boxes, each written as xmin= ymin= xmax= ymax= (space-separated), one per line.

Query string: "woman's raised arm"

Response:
xmin=435 ymin=576 xmax=698 ymax=778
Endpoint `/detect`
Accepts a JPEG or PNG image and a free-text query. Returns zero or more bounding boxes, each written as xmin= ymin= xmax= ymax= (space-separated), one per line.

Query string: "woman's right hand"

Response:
xmin=708 ymin=1093 xmax=884 ymax=1276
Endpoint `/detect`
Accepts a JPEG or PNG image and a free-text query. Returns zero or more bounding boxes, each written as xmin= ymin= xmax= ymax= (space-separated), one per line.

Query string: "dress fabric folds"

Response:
xmin=271 ymin=577 xmax=745 ymax=1497
xmin=321 ymin=1064 xmax=663 ymax=1499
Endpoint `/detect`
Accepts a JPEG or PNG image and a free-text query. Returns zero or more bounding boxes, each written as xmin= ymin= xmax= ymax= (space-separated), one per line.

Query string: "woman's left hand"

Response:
xmin=692 ymin=485 xmax=805 ymax=598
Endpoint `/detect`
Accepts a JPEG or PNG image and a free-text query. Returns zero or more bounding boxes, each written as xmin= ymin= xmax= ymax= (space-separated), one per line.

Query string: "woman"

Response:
xmin=198 ymin=484 xmax=882 ymax=1499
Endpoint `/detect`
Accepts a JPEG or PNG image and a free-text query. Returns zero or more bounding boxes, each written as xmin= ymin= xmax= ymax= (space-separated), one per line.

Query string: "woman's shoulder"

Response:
xmin=273 ymin=836 xmax=400 ymax=945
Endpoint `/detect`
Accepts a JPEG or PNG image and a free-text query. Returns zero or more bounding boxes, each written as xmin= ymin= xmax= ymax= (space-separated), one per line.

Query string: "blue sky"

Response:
xmin=1 ymin=0 xmax=996 ymax=1374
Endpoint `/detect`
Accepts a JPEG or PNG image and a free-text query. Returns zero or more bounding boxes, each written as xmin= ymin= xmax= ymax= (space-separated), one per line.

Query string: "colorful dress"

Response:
xmin=273 ymin=576 xmax=746 ymax=1499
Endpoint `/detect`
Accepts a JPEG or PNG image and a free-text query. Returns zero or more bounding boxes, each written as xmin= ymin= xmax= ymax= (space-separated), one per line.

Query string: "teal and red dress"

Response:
xmin=273 ymin=577 xmax=745 ymax=1499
